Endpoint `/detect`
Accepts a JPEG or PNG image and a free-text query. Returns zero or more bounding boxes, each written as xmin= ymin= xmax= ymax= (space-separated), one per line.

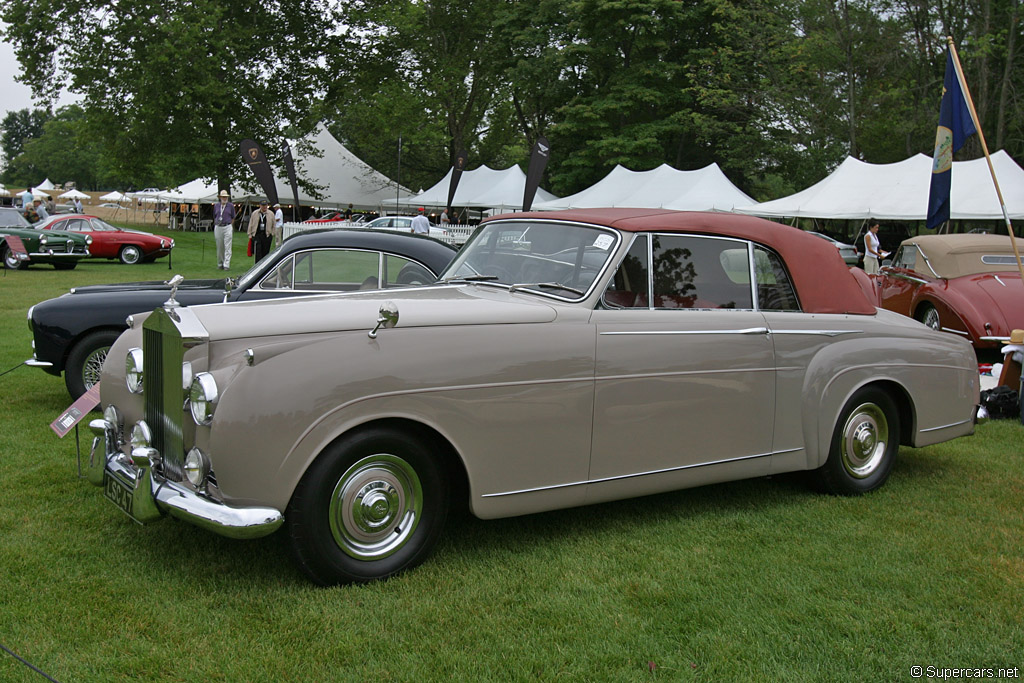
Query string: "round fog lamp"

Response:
xmin=183 ymin=448 xmax=211 ymax=487
xmin=130 ymin=420 xmax=152 ymax=449
xmin=189 ymin=373 xmax=219 ymax=425
xmin=125 ymin=347 xmax=144 ymax=393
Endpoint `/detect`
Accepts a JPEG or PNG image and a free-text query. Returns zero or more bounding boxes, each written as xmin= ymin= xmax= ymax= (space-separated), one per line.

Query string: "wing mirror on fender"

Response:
xmin=368 ymin=301 xmax=399 ymax=339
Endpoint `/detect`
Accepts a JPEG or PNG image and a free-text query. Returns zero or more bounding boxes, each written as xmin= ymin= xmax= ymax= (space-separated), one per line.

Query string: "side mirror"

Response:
xmin=368 ymin=301 xmax=399 ymax=339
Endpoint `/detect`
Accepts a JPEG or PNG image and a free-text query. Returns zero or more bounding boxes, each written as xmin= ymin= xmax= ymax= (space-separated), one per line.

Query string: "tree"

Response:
xmin=0 ymin=108 xmax=51 ymax=185
xmin=1 ymin=0 xmax=336 ymax=190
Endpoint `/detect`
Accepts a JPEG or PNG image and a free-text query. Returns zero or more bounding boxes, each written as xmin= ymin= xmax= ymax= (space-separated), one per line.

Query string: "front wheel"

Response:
xmin=64 ymin=329 xmax=122 ymax=399
xmin=916 ymin=304 xmax=940 ymax=331
xmin=285 ymin=427 xmax=449 ymax=584
xmin=119 ymin=245 xmax=142 ymax=265
xmin=813 ymin=387 xmax=900 ymax=495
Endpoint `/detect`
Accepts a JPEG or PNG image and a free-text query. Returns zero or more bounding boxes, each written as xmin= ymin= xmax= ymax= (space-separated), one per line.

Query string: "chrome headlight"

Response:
xmin=27 ymin=305 xmax=35 ymax=332
xmin=125 ymin=347 xmax=144 ymax=393
xmin=189 ymin=373 xmax=219 ymax=425
xmin=183 ymin=448 xmax=211 ymax=487
xmin=85 ymin=236 xmax=93 ymax=245
xmin=182 ymin=361 xmax=194 ymax=392
xmin=130 ymin=420 xmax=152 ymax=449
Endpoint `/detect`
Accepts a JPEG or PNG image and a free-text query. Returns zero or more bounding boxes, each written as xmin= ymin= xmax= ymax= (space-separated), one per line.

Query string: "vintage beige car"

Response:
xmin=87 ymin=209 xmax=982 ymax=584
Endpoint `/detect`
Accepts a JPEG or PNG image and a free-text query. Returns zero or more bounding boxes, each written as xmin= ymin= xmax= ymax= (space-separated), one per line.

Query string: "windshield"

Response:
xmin=440 ymin=220 xmax=619 ymax=300
xmin=0 ymin=209 xmax=31 ymax=228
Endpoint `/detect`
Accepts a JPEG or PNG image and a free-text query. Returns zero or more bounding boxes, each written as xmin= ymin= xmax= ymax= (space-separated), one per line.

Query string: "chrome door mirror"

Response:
xmin=368 ymin=301 xmax=399 ymax=339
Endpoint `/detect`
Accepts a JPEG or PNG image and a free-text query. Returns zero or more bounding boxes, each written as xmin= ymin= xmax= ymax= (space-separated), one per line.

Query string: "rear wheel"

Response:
xmin=286 ymin=427 xmax=449 ymax=584
xmin=64 ymin=329 xmax=122 ymax=399
xmin=916 ymin=304 xmax=940 ymax=331
xmin=119 ymin=245 xmax=142 ymax=265
xmin=814 ymin=387 xmax=899 ymax=495
xmin=3 ymin=245 xmax=25 ymax=270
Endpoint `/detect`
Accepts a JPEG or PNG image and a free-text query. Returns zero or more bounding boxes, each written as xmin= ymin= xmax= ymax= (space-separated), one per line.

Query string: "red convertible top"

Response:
xmin=499 ymin=209 xmax=877 ymax=316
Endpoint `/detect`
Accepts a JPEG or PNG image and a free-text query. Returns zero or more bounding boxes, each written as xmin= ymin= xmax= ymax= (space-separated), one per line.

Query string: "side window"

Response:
xmin=260 ymin=254 xmax=295 ymax=289
xmin=603 ymin=236 xmax=650 ymax=308
xmin=50 ymin=220 xmax=68 ymax=231
xmin=66 ymin=219 xmax=90 ymax=232
xmin=753 ymin=245 xmax=800 ymax=312
xmin=652 ymin=235 xmax=753 ymax=309
xmin=384 ymin=254 xmax=434 ymax=286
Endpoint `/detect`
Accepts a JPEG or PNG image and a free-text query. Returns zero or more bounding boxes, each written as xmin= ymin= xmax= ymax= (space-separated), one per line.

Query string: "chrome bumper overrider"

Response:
xmin=87 ymin=418 xmax=284 ymax=539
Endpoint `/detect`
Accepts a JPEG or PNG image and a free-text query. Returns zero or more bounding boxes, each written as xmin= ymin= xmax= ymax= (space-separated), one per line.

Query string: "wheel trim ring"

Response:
xmin=5 ymin=250 xmax=19 ymax=268
xmin=840 ymin=402 xmax=889 ymax=478
xmin=328 ymin=453 xmax=422 ymax=560
xmin=122 ymin=247 xmax=141 ymax=263
xmin=82 ymin=345 xmax=111 ymax=390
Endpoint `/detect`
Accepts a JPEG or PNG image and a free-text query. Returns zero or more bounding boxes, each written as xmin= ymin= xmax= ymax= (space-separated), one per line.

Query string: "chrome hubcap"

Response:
xmin=82 ymin=346 xmax=110 ymax=390
xmin=840 ymin=402 xmax=888 ymax=478
xmin=329 ymin=454 xmax=421 ymax=560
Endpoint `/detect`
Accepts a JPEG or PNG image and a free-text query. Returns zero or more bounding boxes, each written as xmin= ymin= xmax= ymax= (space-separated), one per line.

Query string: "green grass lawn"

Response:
xmin=1 ymin=223 xmax=1022 ymax=681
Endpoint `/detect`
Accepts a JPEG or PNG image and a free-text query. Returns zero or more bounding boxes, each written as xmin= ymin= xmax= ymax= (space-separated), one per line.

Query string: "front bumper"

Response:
xmin=87 ymin=418 xmax=284 ymax=539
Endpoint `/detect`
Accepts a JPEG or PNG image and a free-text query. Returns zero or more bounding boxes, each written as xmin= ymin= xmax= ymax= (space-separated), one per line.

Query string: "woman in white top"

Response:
xmin=864 ymin=221 xmax=882 ymax=274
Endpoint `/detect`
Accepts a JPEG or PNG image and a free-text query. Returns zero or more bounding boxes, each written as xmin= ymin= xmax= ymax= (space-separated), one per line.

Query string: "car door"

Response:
xmin=877 ymin=244 xmax=928 ymax=317
xmin=589 ymin=233 xmax=775 ymax=501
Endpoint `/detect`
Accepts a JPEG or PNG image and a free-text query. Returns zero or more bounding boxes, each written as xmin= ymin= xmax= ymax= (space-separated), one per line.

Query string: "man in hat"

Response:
xmin=411 ymin=207 xmax=430 ymax=235
xmin=247 ymin=200 xmax=278 ymax=263
xmin=213 ymin=190 xmax=236 ymax=270
xmin=33 ymin=197 xmax=49 ymax=221
xmin=273 ymin=202 xmax=284 ymax=239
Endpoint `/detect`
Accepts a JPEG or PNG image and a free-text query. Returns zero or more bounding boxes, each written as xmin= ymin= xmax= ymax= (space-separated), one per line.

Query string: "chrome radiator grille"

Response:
xmin=143 ymin=309 xmax=186 ymax=481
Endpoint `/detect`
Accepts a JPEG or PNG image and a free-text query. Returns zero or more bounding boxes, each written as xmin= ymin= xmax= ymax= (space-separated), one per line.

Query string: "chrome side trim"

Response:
xmin=889 ymin=272 xmax=929 ymax=286
xmin=600 ymin=327 xmax=769 ymax=336
xmin=920 ymin=417 xmax=974 ymax=433
xmin=482 ymin=451 xmax=776 ymax=498
xmin=941 ymin=327 xmax=970 ymax=336
xmin=979 ymin=335 xmax=1011 ymax=342
xmin=766 ymin=329 xmax=863 ymax=337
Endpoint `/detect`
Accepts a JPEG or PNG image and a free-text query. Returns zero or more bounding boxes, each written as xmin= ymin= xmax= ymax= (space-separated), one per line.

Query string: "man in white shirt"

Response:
xmin=411 ymin=208 xmax=430 ymax=235
xmin=273 ymin=203 xmax=284 ymax=237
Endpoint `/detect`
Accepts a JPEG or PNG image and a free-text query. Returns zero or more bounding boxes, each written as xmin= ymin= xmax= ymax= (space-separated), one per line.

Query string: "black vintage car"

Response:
xmin=27 ymin=229 xmax=457 ymax=398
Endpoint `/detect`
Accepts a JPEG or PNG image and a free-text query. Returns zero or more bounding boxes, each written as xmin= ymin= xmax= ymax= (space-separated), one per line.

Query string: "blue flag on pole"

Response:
xmin=926 ymin=49 xmax=977 ymax=229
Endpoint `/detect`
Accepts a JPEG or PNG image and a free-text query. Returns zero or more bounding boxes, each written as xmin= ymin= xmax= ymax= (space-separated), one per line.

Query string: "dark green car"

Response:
xmin=1 ymin=207 xmax=91 ymax=270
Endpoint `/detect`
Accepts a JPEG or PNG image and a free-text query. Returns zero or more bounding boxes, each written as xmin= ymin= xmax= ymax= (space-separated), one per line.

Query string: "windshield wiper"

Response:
xmin=443 ymin=275 xmax=500 ymax=283
xmin=509 ymin=282 xmax=585 ymax=296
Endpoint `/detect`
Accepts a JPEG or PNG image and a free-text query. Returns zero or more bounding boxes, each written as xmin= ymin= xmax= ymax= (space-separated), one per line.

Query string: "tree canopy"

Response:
xmin=2 ymin=0 xmax=1022 ymax=201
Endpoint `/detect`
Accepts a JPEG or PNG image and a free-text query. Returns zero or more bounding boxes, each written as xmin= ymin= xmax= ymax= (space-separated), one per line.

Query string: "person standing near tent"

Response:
xmin=864 ymin=220 xmax=885 ymax=275
xmin=440 ymin=208 xmax=451 ymax=226
xmin=273 ymin=203 xmax=284 ymax=238
xmin=21 ymin=187 xmax=33 ymax=209
xmin=411 ymin=208 xmax=430 ymax=235
xmin=248 ymin=200 xmax=277 ymax=263
xmin=213 ymin=190 xmax=236 ymax=270
xmin=46 ymin=196 xmax=56 ymax=215
xmin=73 ymin=196 xmax=83 ymax=213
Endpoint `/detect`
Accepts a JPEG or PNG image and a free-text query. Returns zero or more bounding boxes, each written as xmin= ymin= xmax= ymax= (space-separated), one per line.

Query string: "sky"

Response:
xmin=1 ymin=24 xmax=80 ymax=159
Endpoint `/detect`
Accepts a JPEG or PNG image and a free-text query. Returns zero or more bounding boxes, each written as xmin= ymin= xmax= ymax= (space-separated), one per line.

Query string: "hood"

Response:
xmin=190 ymin=285 xmax=559 ymax=340
xmin=71 ymin=279 xmax=226 ymax=294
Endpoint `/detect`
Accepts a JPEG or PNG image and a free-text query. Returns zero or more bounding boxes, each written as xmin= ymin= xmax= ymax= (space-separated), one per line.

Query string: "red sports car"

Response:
xmin=876 ymin=233 xmax=1024 ymax=355
xmin=37 ymin=214 xmax=174 ymax=264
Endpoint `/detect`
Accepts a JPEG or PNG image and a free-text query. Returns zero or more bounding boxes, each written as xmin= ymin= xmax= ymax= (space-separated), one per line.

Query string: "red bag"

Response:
xmin=247 ymin=237 xmax=253 ymax=257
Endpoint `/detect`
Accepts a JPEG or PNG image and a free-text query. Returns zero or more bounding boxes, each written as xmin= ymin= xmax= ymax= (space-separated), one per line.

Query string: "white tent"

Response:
xmin=35 ymin=178 xmax=56 ymax=191
xmin=534 ymin=163 xmax=753 ymax=212
xmin=59 ymin=189 xmax=90 ymax=200
xmin=159 ymin=178 xmax=220 ymax=204
xmin=0 ymin=184 xmax=8 ymax=198
xmin=99 ymin=191 xmax=129 ymax=202
xmin=381 ymin=164 xmax=558 ymax=210
xmin=735 ymin=150 xmax=1024 ymax=220
xmin=231 ymin=124 xmax=410 ymax=209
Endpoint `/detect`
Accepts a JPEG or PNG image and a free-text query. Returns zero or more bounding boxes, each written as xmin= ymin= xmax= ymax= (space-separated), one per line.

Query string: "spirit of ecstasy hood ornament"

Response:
xmin=163 ymin=274 xmax=185 ymax=309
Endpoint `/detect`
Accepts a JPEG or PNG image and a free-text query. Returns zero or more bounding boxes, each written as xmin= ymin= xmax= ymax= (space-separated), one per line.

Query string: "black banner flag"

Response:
xmin=282 ymin=142 xmax=301 ymax=222
xmin=239 ymin=139 xmax=278 ymax=206
xmin=522 ymin=136 xmax=550 ymax=212
xmin=447 ymin=149 xmax=468 ymax=215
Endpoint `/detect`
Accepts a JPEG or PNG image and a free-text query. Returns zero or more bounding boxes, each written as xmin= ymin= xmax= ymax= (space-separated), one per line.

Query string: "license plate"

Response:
xmin=103 ymin=472 xmax=137 ymax=521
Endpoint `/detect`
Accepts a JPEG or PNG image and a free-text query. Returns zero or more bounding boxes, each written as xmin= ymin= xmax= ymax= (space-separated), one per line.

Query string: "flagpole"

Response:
xmin=947 ymin=36 xmax=1024 ymax=282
